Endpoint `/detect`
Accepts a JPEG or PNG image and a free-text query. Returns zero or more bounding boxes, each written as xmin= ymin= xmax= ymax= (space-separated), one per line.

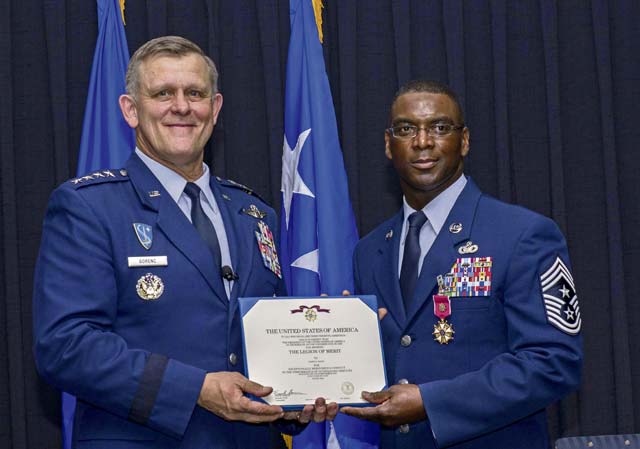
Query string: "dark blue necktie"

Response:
xmin=184 ymin=182 xmax=222 ymax=268
xmin=400 ymin=211 xmax=427 ymax=309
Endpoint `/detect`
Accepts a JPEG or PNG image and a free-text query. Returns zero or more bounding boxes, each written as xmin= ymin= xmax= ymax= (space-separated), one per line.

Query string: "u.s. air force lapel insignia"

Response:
xmin=254 ymin=221 xmax=282 ymax=278
xmin=133 ymin=223 xmax=153 ymax=250
xmin=540 ymin=256 xmax=581 ymax=335
xmin=243 ymin=204 xmax=267 ymax=219
xmin=136 ymin=273 xmax=164 ymax=300
xmin=449 ymin=223 xmax=463 ymax=234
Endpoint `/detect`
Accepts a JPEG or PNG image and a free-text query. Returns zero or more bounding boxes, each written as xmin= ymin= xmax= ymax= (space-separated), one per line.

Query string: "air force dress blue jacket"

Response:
xmin=353 ymin=178 xmax=583 ymax=449
xmin=33 ymin=153 xmax=288 ymax=448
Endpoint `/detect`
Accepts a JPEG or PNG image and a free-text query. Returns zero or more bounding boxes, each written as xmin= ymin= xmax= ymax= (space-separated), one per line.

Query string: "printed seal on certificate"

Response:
xmin=238 ymin=295 xmax=387 ymax=409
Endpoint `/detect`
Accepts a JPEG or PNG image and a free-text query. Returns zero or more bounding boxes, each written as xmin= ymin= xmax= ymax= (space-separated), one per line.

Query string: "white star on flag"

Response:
xmin=281 ymin=128 xmax=319 ymax=274
xmin=291 ymin=249 xmax=319 ymax=274
xmin=281 ymin=128 xmax=314 ymax=229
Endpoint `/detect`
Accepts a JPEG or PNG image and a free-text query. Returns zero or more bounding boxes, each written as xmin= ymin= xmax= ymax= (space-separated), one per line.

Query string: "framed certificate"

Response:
xmin=238 ymin=295 xmax=387 ymax=409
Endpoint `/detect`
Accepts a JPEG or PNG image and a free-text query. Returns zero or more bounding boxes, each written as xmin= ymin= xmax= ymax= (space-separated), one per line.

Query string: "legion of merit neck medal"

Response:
xmin=433 ymin=275 xmax=454 ymax=344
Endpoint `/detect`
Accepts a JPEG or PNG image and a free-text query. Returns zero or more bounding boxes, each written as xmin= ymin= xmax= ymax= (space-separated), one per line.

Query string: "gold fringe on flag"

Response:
xmin=311 ymin=0 xmax=324 ymax=43
xmin=119 ymin=0 xmax=126 ymax=25
xmin=282 ymin=433 xmax=293 ymax=449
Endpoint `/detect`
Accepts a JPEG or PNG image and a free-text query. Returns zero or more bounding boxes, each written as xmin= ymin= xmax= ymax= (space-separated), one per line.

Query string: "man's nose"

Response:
xmin=413 ymin=127 xmax=434 ymax=149
xmin=171 ymin=92 xmax=190 ymax=114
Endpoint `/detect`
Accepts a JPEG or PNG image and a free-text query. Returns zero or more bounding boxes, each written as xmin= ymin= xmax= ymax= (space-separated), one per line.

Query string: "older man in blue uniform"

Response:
xmin=33 ymin=36 xmax=335 ymax=448
xmin=342 ymin=80 xmax=582 ymax=448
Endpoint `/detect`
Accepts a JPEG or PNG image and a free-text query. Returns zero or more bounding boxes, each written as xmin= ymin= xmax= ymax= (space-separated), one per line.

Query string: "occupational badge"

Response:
xmin=133 ymin=223 xmax=153 ymax=250
xmin=385 ymin=229 xmax=394 ymax=240
xmin=255 ymin=221 xmax=282 ymax=278
xmin=540 ymin=256 xmax=581 ymax=335
xmin=432 ymin=295 xmax=454 ymax=344
xmin=457 ymin=240 xmax=478 ymax=255
xmin=243 ymin=204 xmax=267 ymax=219
xmin=136 ymin=273 xmax=164 ymax=300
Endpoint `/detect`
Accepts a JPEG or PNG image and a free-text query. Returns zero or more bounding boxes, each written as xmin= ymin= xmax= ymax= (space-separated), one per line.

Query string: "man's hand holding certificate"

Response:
xmin=239 ymin=296 xmax=387 ymax=409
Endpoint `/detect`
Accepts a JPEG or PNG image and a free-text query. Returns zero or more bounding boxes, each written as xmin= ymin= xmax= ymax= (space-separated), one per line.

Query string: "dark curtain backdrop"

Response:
xmin=1 ymin=0 xmax=638 ymax=447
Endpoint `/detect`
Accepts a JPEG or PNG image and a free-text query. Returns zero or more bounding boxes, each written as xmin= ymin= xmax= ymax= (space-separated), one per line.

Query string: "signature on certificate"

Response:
xmin=273 ymin=389 xmax=305 ymax=400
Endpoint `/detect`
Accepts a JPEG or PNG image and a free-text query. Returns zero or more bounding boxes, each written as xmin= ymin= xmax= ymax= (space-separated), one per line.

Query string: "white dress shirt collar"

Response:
xmin=401 ymin=174 xmax=468 ymax=236
xmin=135 ymin=148 xmax=218 ymax=214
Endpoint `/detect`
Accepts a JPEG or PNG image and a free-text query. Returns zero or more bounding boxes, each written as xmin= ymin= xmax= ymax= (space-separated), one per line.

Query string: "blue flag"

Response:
xmin=76 ymin=0 xmax=133 ymax=175
xmin=281 ymin=0 xmax=378 ymax=448
xmin=63 ymin=1 xmax=133 ymax=448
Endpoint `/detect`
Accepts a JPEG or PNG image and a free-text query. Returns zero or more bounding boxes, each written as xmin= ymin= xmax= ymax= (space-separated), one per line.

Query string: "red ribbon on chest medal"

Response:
xmin=432 ymin=295 xmax=455 ymax=344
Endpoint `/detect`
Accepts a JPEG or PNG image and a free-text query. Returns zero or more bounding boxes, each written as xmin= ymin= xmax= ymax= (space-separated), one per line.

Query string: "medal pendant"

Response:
xmin=433 ymin=319 xmax=455 ymax=344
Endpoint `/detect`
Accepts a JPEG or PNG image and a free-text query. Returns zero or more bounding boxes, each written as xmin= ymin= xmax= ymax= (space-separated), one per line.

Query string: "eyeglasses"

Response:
xmin=386 ymin=123 xmax=465 ymax=139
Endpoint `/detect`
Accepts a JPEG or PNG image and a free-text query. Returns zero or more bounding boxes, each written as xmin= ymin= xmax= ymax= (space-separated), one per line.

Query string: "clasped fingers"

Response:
xmin=283 ymin=397 xmax=339 ymax=424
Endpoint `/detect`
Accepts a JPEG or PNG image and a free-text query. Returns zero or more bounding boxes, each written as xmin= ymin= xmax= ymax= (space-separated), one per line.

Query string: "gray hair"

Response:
xmin=125 ymin=35 xmax=219 ymax=98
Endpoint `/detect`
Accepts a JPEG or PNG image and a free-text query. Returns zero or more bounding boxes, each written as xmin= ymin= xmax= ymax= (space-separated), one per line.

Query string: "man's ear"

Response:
xmin=211 ymin=93 xmax=223 ymax=125
xmin=384 ymin=130 xmax=393 ymax=160
xmin=119 ymin=94 xmax=138 ymax=128
xmin=461 ymin=127 xmax=470 ymax=157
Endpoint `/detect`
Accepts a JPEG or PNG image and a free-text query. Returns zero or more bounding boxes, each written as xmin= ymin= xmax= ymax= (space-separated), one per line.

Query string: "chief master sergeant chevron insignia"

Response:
xmin=540 ymin=256 xmax=581 ymax=335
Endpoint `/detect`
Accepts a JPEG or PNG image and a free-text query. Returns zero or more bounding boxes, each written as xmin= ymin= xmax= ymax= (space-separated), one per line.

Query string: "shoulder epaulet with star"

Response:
xmin=214 ymin=176 xmax=267 ymax=203
xmin=68 ymin=169 xmax=129 ymax=189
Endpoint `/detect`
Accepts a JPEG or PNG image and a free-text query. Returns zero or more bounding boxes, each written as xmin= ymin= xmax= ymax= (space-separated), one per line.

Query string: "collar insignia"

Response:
xmin=449 ymin=223 xmax=463 ymax=234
